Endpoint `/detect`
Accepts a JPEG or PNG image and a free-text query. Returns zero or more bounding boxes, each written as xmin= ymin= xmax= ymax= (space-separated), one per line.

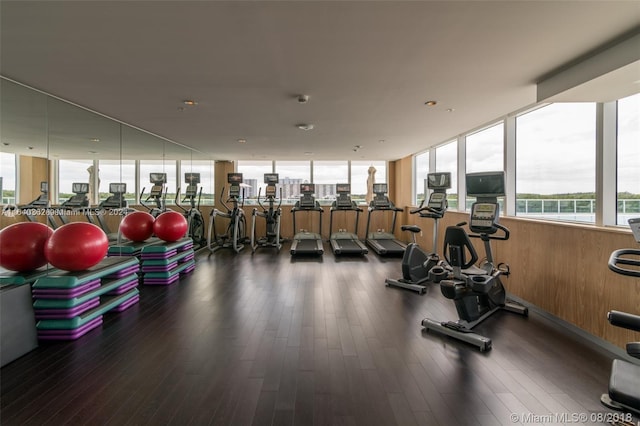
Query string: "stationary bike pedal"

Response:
xmin=497 ymin=262 xmax=510 ymax=276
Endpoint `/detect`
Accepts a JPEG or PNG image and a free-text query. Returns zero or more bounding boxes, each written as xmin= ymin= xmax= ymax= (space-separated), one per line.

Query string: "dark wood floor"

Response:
xmin=1 ymin=244 xmax=636 ymax=425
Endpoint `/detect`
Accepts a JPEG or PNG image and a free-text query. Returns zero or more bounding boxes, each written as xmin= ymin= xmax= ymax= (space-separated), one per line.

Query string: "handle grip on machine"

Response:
xmin=608 ymin=248 xmax=640 ymax=277
xmin=469 ymin=222 xmax=510 ymax=241
xmin=219 ymin=187 xmax=229 ymax=212
xmin=256 ymin=187 xmax=264 ymax=210
xmin=174 ymin=187 xmax=187 ymax=213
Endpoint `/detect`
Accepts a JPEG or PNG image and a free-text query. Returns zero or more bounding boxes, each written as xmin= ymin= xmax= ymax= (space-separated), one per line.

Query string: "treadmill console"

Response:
xmin=371 ymin=183 xmax=390 ymax=208
xmin=62 ymin=183 xmax=90 ymax=207
xmin=469 ymin=202 xmax=499 ymax=234
xmin=299 ymin=183 xmax=316 ymax=208
xmin=335 ymin=183 xmax=353 ymax=208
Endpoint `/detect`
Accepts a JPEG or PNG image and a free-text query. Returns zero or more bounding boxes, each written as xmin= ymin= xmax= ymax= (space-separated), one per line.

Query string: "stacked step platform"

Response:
xmin=141 ymin=238 xmax=195 ymax=285
xmin=31 ymin=257 xmax=140 ymax=340
xmin=108 ymin=237 xmax=195 ymax=285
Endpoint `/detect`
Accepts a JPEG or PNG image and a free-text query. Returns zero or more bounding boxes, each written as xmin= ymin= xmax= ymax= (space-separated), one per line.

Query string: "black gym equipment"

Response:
xmin=328 ymin=183 xmax=367 ymax=256
xmin=600 ymin=217 xmax=640 ymax=416
xmin=365 ymin=183 xmax=406 ymax=256
xmin=421 ymin=171 xmax=528 ymax=351
xmin=140 ymin=173 xmax=168 ymax=218
xmin=208 ymin=172 xmax=247 ymax=253
xmin=290 ymin=183 xmax=324 ymax=256
xmin=57 ymin=182 xmax=90 ymax=226
xmin=175 ymin=173 xmax=206 ymax=249
xmin=385 ymin=172 xmax=450 ymax=294
xmin=10 ymin=181 xmax=58 ymax=228
xmin=251 ymin=173 xmax=283 ymax=253
xmin=87 ymin=182 xmax=130 ymax=240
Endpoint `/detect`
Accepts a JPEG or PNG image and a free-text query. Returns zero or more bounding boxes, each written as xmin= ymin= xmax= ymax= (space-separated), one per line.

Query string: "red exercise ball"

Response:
xmin=153 ymin=210 xmax=187 ymax=242
xmin=120 ymin=211 xmax=155 ymax=242
xmin=44 ymin=222 xmax=108 ymax=271
xmin=0 ymin=222 xmax=53 ymax=271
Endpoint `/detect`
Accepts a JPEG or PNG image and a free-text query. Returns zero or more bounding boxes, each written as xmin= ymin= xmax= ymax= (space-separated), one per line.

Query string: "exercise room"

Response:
xmin=1 ymin=2 xmax=639 ymax=425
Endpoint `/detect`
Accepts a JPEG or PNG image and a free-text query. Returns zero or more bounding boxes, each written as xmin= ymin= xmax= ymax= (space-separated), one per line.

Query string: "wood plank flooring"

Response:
xmin=1 ymin=245 xmax=636 ymax=425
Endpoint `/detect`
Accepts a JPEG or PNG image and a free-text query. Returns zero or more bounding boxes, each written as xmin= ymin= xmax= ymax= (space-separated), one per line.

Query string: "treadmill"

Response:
xmin=365 ymin=183 xmax=406 ymax=256
xmin=17 ymin=181 xmax=58 ymax=229
xmin=57 ymin=182 xmax=90 ymax=225
xmin=290 ymin=183 xmax=324 ymax=256
xmin=89 ymin=183 xmax=129 ymax=240
xmin=329 ymin=183 xmax=368 ymax=255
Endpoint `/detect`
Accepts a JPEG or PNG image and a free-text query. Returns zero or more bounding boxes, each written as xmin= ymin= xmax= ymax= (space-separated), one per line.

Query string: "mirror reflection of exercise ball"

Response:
xmin=0 ymin=222 xmax=53 ymax=271
xmin=45 ymin=222 xmax=108 ymax=271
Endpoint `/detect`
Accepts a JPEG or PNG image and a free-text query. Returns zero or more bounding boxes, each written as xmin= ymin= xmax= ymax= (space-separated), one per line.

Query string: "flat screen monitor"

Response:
xmin=149 ymin=173 xmax=167 ymax=184
xmin=264 ymin=173 xmax=279 ymax=184
xmin=373 ymin=183 xmax=387 ymax=194
xmin=629 ymin=218 xmax=640 ymax=243
xmin=427 ymin=172 xmax=451 ymax=190
xmin=40 ymin=181 xmax=49 ymax=193
xmin=466 ymin=171 xmax=505 ymax=197
xmin=336 ymin=183 xmax=350 ymax=193
xmin=228 ymin=173 xmax=243 ymax=184
xmin=110 ymin=183 xmax=126 ymax=194
xmin=184 ymin=172 xmax=200 ymax=184
xmin=72 ymin=182 xmax=89 ymax=194
xmin=300 ymin=183 xmax=315 ymax=194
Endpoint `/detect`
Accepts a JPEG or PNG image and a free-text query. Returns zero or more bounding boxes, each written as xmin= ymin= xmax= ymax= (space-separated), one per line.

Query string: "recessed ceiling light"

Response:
xmin=304 ymin=151 xmax=314 ymax=155
xmin=90 ymin=138 xmax=100 ymax=142
xmin=378 ymin=140 xmax=385 ymax=144
xmin=237 ymin=139 xmax=246 ymax=144
xmin=182 ymin=100 xmax=198 ymax=106
xmin=88 ymin=150 xmax=99 ymax=154
xmin=446 ymin=108 xmax=455 ymax=113
xmin=425 ymin=100 xmax=437 ymax=106
xmin=2 ymin=142 xmax=9 ymax=146
xmin=297 ymin=124 xmax=314 ymax=131
xmin=27 ymin=146 xmax=33 ymax=150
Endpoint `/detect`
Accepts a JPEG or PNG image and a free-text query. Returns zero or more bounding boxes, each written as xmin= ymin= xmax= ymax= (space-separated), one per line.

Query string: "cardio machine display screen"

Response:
xmin=372 ymin=183 xmax=387 ymax=194
xmin=264 ymin=173 xmax=279 ymax=184
xmin=184 ymin=173 xmax=201 ymax=184
xmin=472 ymin=203 xmax=497 ymax=218
xmin=336 ymin=183 xmax=350 ymax=193
xmin=300 ymin=183 xmax=315 ymax=193
xmin=149 ymin=173 xmax=167 ymax=184
xmin=72 ymin=183 xmax=89 ymax=193
xmin=427 ymin=172 xmax=451 ymax=190
xmin=228 ymin=173 xmax=243 ymax=184
xmin=110 ymin=183 xmax=126 ymax=193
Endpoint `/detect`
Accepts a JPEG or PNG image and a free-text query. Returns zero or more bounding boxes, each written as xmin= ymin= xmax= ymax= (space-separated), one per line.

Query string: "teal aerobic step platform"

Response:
xmin=143 ymin=259 xmax=196 ymax=279
xmin=33 ymin=274 xmax=139 ymax=309
xmin=107 ymin=237 xmax=163 ymax=256
xmin=32 ymin=257 xmax=139 ymax=289
xmin=0 ymin=266 xmax=56 ymax=286
xmin=142 ymin=249 xmax=194 ymax=267
xmin=36 ymin=289 xmax=138 ymax=330
xmin=140 ymin=238 xmax=193 ymax=254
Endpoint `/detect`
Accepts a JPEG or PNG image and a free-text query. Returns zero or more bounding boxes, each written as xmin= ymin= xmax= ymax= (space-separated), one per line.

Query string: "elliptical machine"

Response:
xmin=421 ymin=171 xmax=528 ymax=351
xmin=175 ymin=172 xmax=206 ymax=249
xmin=140 ymin=173 xmax=168 ymax=217
xmin=385 ymin=172 xmax=450 ymax=294
xmin=251 ymin=173 xmax=283 ymax=253
xmin=208 ymin=172 xmax=247 ymax=254
xmin=600 ymin=217 xmax=640 ymax=417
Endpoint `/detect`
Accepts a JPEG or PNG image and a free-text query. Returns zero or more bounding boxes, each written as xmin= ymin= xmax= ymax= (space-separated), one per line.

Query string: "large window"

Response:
xmin=351 ymin=161 xmax=386 ymax=203
xmin=237 ymin=160 xmax=272 ymax=204
xmin=181 ymin=160 xmax=215 ymax=206
xmin=516 ymin=103 xmax=596 ymax=223
xmin=275 ymin=161 xmax=311 ymax=203
xmin=58 ymin=159 xmax=94 ymax=204
xmin=414 ymin=152 xmax=429 ymax=204
xmin=1 ymin=152 xmax=16 ymax=204
xmin=466 ymin=123 xmax=504 ymax=209
xmin=617 ymin=93 xmax=640 ymax=225
xmin=98 ymin=160 xmax=136 ymax=205
xmin=435 ymin=141 xmax=458 ymax=209
xmin=139 ymin=160 xmax=176 ymax=207
xmin=313 ymin=161 xmax=348 ymax=204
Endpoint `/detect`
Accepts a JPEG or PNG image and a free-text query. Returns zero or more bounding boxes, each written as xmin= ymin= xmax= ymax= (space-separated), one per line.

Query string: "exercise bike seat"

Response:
xmin=401 ymin=225 xmax=421 ymax=233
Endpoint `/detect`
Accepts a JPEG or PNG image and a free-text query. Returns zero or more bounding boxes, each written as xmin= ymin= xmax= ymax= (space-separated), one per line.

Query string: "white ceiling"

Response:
xmin=1 ymin=1 xmax=639 ymax=161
